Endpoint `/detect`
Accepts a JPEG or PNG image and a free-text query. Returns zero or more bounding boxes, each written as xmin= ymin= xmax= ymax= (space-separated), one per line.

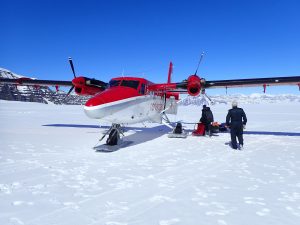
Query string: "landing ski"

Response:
xmin=167 ymin=131 xmax=188 ymax=138
xmin=93 ymin=141 xmax=134 ymax=153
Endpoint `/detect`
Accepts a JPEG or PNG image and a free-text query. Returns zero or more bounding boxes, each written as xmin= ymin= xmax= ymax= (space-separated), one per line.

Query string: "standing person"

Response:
xmin=200 ymin=105 xmax=214 ymax=136
xmin=226 ymin=101 xmax=247 ymax=150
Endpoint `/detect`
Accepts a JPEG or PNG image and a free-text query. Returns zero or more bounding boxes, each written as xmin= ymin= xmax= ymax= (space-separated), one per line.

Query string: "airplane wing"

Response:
xmin=0 ymin=78 xmax=73 ymax=86
xmin=0 ymin=77 xmax=108 ymax=96
xmin=204 ymin=76 xmax=300 ymax=89
xmin=150 ymin=75 xmax=300 ymax=96
xmin=0 ymin=77 xmax=108 ymax=88
xmin=0 ymin=58 xmax=108 ymax=96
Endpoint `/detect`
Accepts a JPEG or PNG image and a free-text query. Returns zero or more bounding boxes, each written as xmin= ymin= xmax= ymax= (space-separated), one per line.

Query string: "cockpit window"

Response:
xmin=109 ymin=79 xmax=121 ymax=87
xmin=120 ymin=80 xmax=140 ymax=89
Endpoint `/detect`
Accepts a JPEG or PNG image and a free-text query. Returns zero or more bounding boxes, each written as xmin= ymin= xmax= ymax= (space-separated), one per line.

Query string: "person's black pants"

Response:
xmin=204 ymin=123 xmax=212 ymax=135
xmin=230 ymin=126 xmax=243 ymax=149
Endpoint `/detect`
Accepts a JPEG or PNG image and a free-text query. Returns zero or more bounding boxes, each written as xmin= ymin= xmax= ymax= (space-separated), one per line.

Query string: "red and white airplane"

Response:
xmin=1 ymin=57 xmax=300 ymax=145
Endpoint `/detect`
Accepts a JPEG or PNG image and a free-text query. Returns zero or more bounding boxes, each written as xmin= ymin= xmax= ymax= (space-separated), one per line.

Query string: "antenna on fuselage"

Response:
xmin=194 ymin=52 xmax=205 ymax=75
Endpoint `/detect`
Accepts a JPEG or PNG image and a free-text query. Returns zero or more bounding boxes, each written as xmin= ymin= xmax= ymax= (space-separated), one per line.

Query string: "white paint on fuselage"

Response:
xmin=84 ymin=94 xmax=171 ymax=124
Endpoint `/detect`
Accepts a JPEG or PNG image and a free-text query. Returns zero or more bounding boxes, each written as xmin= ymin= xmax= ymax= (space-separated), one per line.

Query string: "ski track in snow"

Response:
xmin=0 ymin=100 xmax=300 ymax=225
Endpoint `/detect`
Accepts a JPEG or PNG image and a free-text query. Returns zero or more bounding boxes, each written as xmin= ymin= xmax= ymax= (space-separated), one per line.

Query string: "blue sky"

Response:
xmin=1 ymin=0 xmax=300 ymax=94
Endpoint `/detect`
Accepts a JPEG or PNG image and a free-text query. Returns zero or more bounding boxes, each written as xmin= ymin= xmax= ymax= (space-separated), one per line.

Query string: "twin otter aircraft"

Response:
xmin=1 ymin=57 xmax=300 ymax=146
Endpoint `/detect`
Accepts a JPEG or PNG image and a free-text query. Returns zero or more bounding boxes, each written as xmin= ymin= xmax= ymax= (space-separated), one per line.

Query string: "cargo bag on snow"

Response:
xmin=192 ymin=123 xmax=206 ymax=136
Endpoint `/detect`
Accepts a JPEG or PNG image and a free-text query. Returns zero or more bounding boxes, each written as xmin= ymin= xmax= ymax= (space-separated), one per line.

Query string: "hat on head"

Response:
xmin=203 ymin=104 xmax=207 ymax=108
xmin=232 ymin=100 xmax=238 ymax=107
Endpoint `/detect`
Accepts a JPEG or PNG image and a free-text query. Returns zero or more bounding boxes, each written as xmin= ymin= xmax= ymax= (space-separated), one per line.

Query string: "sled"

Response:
xmin=168 ymin=132 xmax=188 ymax=138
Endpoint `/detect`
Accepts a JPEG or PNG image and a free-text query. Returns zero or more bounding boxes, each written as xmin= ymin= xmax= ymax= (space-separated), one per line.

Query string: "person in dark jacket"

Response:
xmin=200 ymin=105 xmax=214 ymax=136
xmin=226 ymin=101 xmax=247 ymax=150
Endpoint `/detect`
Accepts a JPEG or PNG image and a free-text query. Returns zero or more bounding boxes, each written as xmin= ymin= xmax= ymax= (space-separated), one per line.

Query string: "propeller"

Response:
xmin=68 ymin=57 xmax=76 ymax=78
xmin=63 ymin=57 xmax=107 ymax=101
xmin=194 ymin=52 xmax=205 ymax=75
xmin=65 ymin=57 xmax=77 ymax=97
xmin=66 ymin=86 xmax=74 ymax=96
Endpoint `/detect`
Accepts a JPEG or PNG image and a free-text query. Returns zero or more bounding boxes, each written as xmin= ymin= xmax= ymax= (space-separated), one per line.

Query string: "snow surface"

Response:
xmin=1 ymin=99 xmax=300 ymax=225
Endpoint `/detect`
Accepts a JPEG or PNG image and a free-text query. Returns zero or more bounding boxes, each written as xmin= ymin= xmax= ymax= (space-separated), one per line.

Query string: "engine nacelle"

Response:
xmin=187 ymin=75 xmax=202 ymax=96
xmin=72 ymin=77 xmax=106 ymax=96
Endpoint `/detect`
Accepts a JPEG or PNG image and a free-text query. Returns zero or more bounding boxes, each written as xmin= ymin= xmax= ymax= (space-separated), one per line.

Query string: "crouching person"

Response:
xmin=200 ymin=105 xmax=214 ymax=136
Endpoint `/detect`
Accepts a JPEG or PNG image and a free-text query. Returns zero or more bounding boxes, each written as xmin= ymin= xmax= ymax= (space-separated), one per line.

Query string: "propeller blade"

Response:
xmin=66 ymin=86 xmax=74 ymax=96
xmin=194 ymin=52 xmax=205 ymax=75
xmin=68 ymin=57 xmax=76 ymax=78
xmin=62 ymin=86 xmax=75 ymax=103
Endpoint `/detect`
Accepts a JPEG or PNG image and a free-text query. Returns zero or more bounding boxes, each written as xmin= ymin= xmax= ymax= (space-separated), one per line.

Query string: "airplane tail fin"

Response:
xmin=167 ymin=62 xmax=173 ymax=83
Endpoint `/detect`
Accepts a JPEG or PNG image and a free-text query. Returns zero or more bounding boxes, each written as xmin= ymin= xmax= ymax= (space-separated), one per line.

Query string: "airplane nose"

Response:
xmin=84 ymin=96 xmax=106 ymax=119
xmin=85 ymin=95 xmax=105 ymax=107
xmin=83 ymin=87 xmax=138 ymax=119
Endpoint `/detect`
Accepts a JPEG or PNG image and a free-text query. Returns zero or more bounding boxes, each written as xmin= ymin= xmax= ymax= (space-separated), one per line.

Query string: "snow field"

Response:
xmin=0 ymin=99 xmax=300 ymax=225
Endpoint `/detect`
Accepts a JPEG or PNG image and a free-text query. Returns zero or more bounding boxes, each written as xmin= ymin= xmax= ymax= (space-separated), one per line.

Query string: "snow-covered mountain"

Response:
xmin=0 ymin=68 xmax=89 ymax=105
xmin=0 ymin=67 xmax=25 ymax=79
xmin=1 ymin=67 xmax=300 ymax=106
xmin=180 ymin=93 xmax=300 ymax=106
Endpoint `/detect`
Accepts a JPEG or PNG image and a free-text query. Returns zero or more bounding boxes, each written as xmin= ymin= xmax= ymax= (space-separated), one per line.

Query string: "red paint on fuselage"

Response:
xmin=85 ymin=77 xmax=151 ymax=107
xmin=85 ymin=76 xmax=180 ymax=109
xmin=85 ymin=86 xmax=139 ymax=107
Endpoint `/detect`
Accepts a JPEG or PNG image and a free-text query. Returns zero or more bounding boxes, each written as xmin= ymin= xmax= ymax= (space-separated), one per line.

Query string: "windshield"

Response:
xmin=120 ymin=80 xmax=140 ymax=89
xmin=109 ymin=79 xmax=121 ymax=87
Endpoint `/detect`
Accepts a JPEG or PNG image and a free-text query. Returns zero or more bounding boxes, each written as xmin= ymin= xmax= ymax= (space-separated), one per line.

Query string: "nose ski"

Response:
xmin=93 ymin=140 xmax=134 ymax=152
xmin=93 ymin=124 xmax=133 ymax=152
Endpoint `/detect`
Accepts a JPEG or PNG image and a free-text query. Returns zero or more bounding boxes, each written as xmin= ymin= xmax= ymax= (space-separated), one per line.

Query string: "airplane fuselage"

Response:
xmin=84 ymin=77 xmax=178 ymax=124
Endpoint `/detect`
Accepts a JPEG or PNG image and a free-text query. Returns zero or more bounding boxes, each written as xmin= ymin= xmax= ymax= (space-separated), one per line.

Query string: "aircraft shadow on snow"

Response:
xmin=243 ymin=131 xmax=300 ymax=137
xmin=42 ymin=124 xmax=300 ymax=148
xmin=43 ymin=124 xmax=172 ymax=150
